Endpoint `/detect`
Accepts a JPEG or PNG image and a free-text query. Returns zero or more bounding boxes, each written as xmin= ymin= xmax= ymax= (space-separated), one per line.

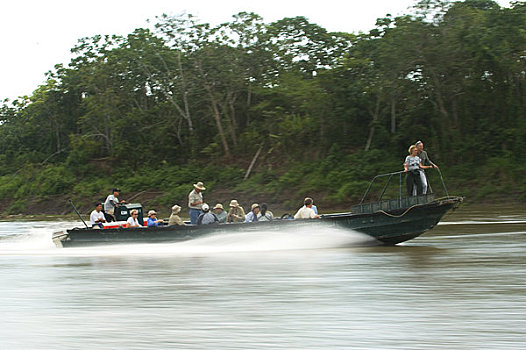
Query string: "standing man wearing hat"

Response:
xmin=227 ymin=200 xmax=246 ymax=223
xmin=146 ymin=210 xmax=164 ymax=227
xmin=188 ymin=181 xmax=206 ymax=225
xmin=104 ymin=188 xmax=124 ymax=222
xmin=213 ymin=203 xmax=227 ymax=223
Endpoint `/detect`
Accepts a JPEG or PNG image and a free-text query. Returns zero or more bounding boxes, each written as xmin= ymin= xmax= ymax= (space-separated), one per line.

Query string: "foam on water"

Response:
xmin=110 ymin=226 xmax=375 ymax=256
xmin=0 ymin=221 xmax=376 ymax=257
xmin=0 ymin=221 xmax=74 ymax=254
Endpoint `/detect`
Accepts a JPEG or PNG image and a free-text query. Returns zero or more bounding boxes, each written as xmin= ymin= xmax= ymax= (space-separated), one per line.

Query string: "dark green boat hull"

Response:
xmin=323 ymin=197 xmax=462 ymax=245
xmin=54 ymin=197 xmax=463 ymax=248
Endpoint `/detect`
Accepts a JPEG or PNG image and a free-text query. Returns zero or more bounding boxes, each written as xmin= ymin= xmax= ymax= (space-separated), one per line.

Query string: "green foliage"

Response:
xmin=116 ymin=164 xmax=244 ymax=195
xmin=0 ymin=165 xmax=76 ymax=200
xmin=72 ymin=178 xmax=110 ymax=199
xmin=253 ymin=149 xmax=402 ymax=204
xmin=469 ymin=155 xmax=526 ymax=200
xmin=0 ymin=174 xmax=24 ymax=200
xmin=6 ymin=200 xmax=27 ymax=215
xmin=1 ymin=2 xmax=525 ymax=210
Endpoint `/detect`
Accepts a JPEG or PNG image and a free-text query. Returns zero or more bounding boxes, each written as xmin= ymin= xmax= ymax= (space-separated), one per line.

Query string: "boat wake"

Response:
xmin=169 ymin=225 xmax=375 ymax=253
xmin=0 ymin=222 xmax=376 ymax=256
xmin=82 ymin=226 xmax=376 ymax=256
xmin=0 ymin=221 xmax=70 ymax=254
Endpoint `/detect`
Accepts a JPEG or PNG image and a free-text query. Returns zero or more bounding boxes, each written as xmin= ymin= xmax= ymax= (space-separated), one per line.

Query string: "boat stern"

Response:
xmin=52 ymin=231 xmax=69 ymax=248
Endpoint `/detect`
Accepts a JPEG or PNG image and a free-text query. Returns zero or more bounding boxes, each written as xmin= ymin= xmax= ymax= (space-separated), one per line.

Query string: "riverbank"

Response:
xmin=1 ymin=154 xmax=524 ymax=219
xmin=0 ymin=189 xmax=522 ymax=222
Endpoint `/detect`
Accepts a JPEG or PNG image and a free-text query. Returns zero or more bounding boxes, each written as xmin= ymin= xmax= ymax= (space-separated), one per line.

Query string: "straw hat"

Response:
xmin=251 ymin=203 xmax=260 ymax=211
xmin=171 ymin=204 xmax=181 ymax=214
xmin=229 ymin=199 xmax=240 ymax=207
xmin=148 ymin=210 xmax=157 ymax=216
xmin=193 ymin=181 xmax=206 ymax=190
xmin=213 ymin=203 xmax=224 ymax=210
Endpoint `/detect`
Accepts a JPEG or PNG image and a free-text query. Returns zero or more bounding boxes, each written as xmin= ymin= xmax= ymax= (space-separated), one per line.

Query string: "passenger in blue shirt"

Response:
xmin=197 ymin=203 xmax=219 ymax=225
xmin=146 ymin=210 xmax=164 ymax=227
xmin=244 ymin=203 xmax=260 ymax=222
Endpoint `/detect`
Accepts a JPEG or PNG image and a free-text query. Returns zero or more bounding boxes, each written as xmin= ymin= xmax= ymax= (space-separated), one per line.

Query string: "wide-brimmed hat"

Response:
xmin=213 ymin=203 xmax=224 ymax=210
xmin=148 ymin=210 xmax=157 ymax=216
xmin=229 ymin=199 xmax=239 ymax=207
xmin=171 ymin=204 xmax=181 ymax=214
xmin=251 ymin=203 xmax=260 ymax=211
xmin=193 ymin=181 xmax=206 ymax=190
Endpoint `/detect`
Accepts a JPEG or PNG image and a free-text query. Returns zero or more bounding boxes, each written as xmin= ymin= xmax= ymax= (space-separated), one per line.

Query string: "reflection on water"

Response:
xmin=0 ymin=205 xmax=525 ymax=349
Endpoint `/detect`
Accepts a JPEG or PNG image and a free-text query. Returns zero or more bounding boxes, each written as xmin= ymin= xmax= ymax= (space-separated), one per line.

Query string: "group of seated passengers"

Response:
xmin=195 ymin=200 xmax=276 ymax=225
xmin=126 ymin=209 xmax=164 ymax=228
xmin=89 ymin=204 xmax=165 ymax=229
xmin=191 ymin=197 xmax=319 ymax=225
xmin=89 ymin=197 xmax=320 ymax=229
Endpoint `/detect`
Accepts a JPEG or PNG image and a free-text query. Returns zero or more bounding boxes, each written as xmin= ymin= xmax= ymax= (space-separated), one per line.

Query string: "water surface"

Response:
xmin=1 ymin=204 xmax=525 ymax=349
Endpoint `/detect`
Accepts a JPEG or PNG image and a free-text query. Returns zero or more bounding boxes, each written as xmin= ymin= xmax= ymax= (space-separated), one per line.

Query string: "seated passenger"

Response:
xmin=294 ymin=198 xmax=320 ymax=219
xmin=197 ymin=203 xmax=219 ymax=225
xmin=244 ymin=203 xmax=260 ymax=222
xmin=213 ymin=203 xmax=227 ymax=223
xmin=227 ymin=199 xmax=246 ymax=223
xmin=126 ymin=209 xmax=143 ymax=228
xmin=168 ymin=204 xmax=184 ymax=226
xmin=146 ymin=210 xmax=164 ymax=227
xmin=302 ymin=197 xmax=318 ymax=215
xmin=257 ymin=203 xmax=274 ymax=221
xmin=90 ymin=202 xmax=106 ymax=229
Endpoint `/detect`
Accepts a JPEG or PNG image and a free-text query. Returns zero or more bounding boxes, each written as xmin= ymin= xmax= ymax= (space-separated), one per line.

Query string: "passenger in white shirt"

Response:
xmin=126 ymin=209 xmax=142 ymax=228
xmin=90 ymin=203 xmax=106 ymax=228
xmin=294 ymin=198 xmax=321 ymax=219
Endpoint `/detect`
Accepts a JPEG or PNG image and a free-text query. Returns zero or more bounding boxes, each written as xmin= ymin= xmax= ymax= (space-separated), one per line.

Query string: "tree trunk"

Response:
xmin=390 ymin=96 xmax=396 ymax=134
xmin=365 ymin=96 xmax=381 ymax=152
xmin=177 ymin=52 xmax=193 ymax=132
xmin=244 ymin=145 xmax=263 ymax=180
xmin=204 ymin=83 xmax=231 ymax=157
xmin=227 ymin=92 xmax=238 ymax=147
xmin=146 ymin=53 xmax=194 ymax=132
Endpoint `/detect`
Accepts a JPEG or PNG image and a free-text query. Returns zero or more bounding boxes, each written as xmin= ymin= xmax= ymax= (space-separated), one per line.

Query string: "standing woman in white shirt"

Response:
xmin=404 ymin=144 xmax=432 ymax=196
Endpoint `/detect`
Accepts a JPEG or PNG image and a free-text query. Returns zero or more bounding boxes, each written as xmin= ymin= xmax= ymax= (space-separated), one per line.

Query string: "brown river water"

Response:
xmin=0 ymin=204 xmax=525 ymax=349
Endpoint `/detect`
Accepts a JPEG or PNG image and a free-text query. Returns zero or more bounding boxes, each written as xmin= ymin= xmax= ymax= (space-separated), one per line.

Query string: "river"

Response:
xmin=0 ymin=204 xmax=525 ymax=349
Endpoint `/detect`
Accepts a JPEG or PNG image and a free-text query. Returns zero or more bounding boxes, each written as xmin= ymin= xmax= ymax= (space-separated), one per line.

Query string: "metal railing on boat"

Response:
xmin=351 ymin=169 xmax=451 ymax=214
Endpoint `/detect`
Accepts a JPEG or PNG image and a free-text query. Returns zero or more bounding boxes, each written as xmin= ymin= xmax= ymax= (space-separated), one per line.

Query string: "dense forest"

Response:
xmin=0 ymin=0 xmax=525 ymax=216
